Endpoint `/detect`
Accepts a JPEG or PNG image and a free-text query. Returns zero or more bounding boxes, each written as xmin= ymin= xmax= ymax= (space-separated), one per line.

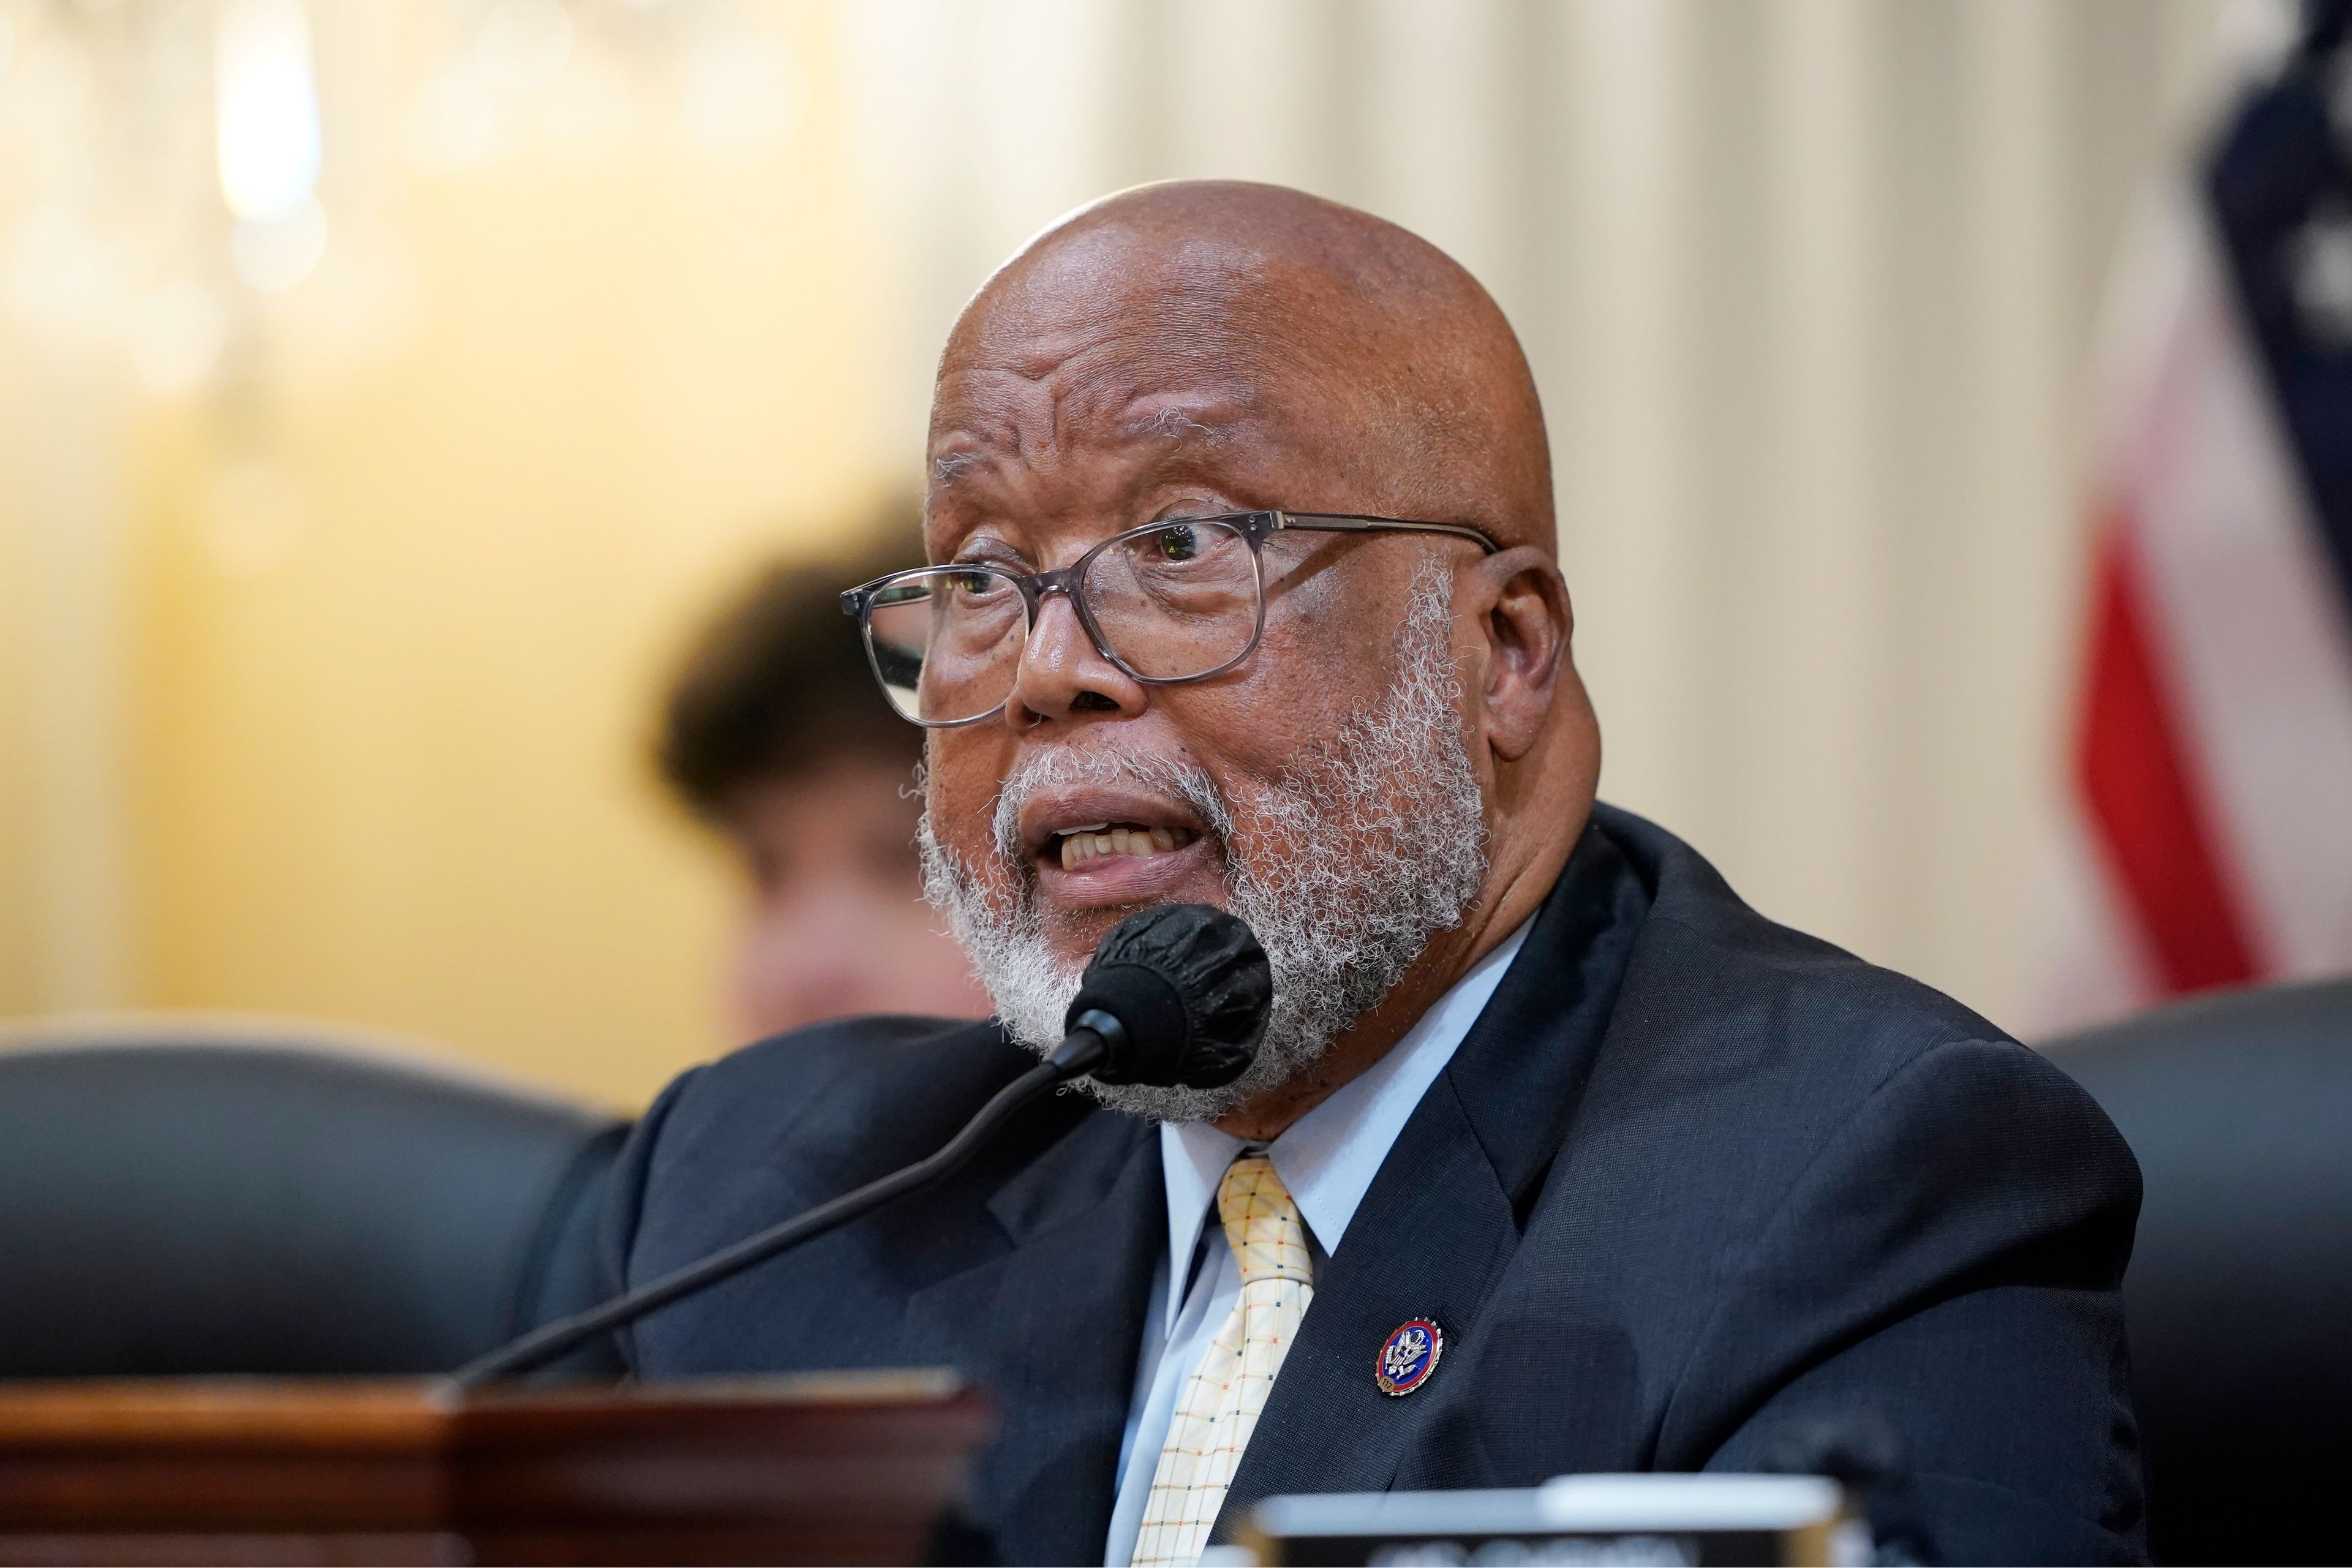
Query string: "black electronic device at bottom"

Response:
xmin=1238 ymin=1474 xmax=1866 ymax=1568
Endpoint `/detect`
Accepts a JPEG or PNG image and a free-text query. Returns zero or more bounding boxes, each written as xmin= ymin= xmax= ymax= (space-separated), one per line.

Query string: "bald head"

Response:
xmin=935 ymin=180 xmax=1555 ymax=554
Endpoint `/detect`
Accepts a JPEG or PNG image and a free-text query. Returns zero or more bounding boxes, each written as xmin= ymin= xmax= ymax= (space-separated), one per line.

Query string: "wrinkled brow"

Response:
xmin=929 ymin=390 xmax=1252 ymax=489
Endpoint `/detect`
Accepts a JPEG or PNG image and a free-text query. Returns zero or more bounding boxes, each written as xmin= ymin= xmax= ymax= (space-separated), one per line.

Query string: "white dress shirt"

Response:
xmin=1101 ymin=919 xmax=1534 ymax=1566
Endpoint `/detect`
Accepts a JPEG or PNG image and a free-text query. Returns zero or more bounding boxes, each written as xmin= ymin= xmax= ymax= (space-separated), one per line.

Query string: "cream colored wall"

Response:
xmin=0 ymin=334 xmax=135 ymax=1020
xmin=2 ymin=2 xmax=892 ymax=1107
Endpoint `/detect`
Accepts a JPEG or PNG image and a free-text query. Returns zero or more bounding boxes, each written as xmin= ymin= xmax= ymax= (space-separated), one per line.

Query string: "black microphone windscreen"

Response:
xmin=1065 ymin=905 xmax=1271 ymax=1088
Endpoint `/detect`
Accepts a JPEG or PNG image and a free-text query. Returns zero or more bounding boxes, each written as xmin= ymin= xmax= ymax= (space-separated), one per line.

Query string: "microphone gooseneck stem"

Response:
xmin=445 ymin=1028 xmax=1109 ymax=1392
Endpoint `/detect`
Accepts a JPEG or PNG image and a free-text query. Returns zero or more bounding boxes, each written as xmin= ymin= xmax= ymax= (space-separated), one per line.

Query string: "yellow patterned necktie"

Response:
xmin=1131 ymin=1153 xmax=1316 ymax=1567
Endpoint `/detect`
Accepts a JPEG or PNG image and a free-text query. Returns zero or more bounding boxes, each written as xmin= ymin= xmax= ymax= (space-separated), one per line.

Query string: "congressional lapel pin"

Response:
xmin=1375 ymin=1317 xmax=1443 ymax=1396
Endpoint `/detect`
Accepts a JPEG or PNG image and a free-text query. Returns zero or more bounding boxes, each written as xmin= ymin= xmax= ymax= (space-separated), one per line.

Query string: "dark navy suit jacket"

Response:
xmin=605 ymin=806 xmax=2146 ymax=1565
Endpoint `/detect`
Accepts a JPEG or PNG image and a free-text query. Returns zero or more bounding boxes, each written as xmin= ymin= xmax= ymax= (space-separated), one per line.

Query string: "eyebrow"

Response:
xmin=1120 ymin=403 xmax=1236 ymax=443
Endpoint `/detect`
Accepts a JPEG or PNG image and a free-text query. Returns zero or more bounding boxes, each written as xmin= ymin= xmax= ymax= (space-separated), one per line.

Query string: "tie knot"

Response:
xmin=1216 ymin=1154 xmax=1312 ymax=1288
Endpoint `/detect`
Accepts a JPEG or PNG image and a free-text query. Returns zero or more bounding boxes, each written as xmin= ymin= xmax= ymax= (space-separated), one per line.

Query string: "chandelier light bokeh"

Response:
xmin=0 ymin=0 xmax=805 ymax=396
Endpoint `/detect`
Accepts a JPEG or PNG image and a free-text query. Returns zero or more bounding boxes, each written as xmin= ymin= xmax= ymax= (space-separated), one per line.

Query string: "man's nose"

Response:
xmin=1006 ymin=592 xmax=1145 ymax=724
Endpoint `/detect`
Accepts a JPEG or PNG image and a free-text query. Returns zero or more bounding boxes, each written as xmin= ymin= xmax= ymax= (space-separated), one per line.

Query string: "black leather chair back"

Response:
xmin=2049 ymin=978 xmax=2352 ymax=1566
xmin=0 ymin=1027 xmax=628 ymax=1379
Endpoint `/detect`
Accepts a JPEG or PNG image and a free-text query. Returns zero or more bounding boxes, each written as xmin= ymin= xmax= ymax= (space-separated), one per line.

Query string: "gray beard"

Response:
xmin=916 ymin=560 xmax=1490 ymax=1122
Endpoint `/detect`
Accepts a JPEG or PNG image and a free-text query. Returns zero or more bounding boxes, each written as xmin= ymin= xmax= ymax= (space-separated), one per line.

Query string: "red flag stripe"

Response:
xmin=2075 ymin=517 xmax=2262 ymax=992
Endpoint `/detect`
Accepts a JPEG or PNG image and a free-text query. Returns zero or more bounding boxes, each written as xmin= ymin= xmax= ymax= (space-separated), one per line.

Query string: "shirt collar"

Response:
xmin=1156 ymin=917 xmax=1534 ymax=1335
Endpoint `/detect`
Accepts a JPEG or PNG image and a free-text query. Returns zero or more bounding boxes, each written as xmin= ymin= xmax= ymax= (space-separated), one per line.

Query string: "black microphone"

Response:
xmin=448 ymin=902 xmax=1272 ymax=1390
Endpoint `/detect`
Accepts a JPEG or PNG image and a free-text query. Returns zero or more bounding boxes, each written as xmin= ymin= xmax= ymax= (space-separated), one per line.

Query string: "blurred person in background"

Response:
xmin=658 ymin=522 xmax=990 ymax=1041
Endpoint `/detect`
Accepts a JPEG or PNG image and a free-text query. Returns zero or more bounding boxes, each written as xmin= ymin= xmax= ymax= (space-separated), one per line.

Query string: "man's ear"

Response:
xmin=1465 ymin=546 xmax=1570 ymax=763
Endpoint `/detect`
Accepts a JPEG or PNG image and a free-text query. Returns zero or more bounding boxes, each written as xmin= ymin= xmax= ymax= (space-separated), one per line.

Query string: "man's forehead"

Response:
xmin=935 ymin=225 xmax=1307 ymax=404
xmin=937 ymin=287 xmax=1274 ymax=417
xmin=928 ymin=318 xmax=1299 ymax=512
xmin=932 ymin=380 xmax=1254 ymax=465
xmin=923 ymin=391 xmax=1279 ymax=551
xmin=922 ymin=213 xmax=1420 ymax=542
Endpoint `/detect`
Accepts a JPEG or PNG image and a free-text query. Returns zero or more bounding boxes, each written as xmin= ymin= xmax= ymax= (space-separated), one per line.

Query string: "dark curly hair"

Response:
xmin=657 ymin=513 xmax=925 ymax=822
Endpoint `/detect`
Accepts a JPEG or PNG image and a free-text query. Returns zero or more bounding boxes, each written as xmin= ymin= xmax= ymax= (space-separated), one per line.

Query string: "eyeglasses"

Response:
xmin=839 ymin=510 xmax=1501 ymax=727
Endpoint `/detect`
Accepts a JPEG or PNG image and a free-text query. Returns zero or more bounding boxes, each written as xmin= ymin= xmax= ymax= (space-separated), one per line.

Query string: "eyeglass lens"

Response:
xmin=862 ymin=518 xmax=1262 ymax=723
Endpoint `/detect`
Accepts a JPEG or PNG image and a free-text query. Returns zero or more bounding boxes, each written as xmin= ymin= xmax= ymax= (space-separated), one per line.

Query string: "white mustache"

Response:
xmin=989 ymin=744 xmax=1235 ymax=869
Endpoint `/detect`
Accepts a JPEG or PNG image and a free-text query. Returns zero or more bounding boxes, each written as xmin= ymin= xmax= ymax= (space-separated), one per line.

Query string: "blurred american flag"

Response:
xmin=2043 ymin=0 xmax=2352 ymax=1031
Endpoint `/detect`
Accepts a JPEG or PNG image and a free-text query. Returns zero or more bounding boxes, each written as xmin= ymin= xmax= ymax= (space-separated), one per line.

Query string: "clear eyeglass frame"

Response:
xmin=837 ymin=509 xmax=1502 ymax=728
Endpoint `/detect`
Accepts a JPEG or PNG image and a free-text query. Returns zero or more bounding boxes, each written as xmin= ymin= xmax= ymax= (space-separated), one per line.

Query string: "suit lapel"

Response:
xmin=1215 ymin=825 xmax=1650 ymax=1535
xmin=903 ymin=1106 xmax=1162 ymax=1566
xmin=1215 ymin=1070 xmax=1522 ymax=1527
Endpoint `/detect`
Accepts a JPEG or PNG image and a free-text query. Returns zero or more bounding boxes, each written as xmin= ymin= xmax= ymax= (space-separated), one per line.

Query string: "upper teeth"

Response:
xmin=1058 ymin=824 xmax=1191 ymax=869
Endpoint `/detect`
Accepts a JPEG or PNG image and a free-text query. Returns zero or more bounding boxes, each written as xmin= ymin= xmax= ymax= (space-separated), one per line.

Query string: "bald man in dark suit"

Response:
xmin=605 ymin=183 xmax=2145 ymax=1567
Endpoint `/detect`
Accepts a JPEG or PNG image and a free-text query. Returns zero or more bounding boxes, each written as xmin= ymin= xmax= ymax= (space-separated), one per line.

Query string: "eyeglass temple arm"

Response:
xmin=1273 ymin=513 xmax=1503 ymax=555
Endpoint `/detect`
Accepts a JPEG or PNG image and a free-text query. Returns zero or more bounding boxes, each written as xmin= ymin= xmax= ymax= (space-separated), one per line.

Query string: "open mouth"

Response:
xmin=1016 ymin=783 xmax=1218 ymax=902
xmin=1048 ymin=823 xmax=1202 ymax=871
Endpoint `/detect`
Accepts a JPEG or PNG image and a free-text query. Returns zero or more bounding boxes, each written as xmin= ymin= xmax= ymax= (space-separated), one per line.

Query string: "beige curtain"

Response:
xmin=837 ymin=0 xmax=2232 ymax=1029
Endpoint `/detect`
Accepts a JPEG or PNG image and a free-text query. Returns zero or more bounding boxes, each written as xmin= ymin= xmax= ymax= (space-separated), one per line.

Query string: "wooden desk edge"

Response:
xmin=0 ymin=1370 xmax=975 ymax=1446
